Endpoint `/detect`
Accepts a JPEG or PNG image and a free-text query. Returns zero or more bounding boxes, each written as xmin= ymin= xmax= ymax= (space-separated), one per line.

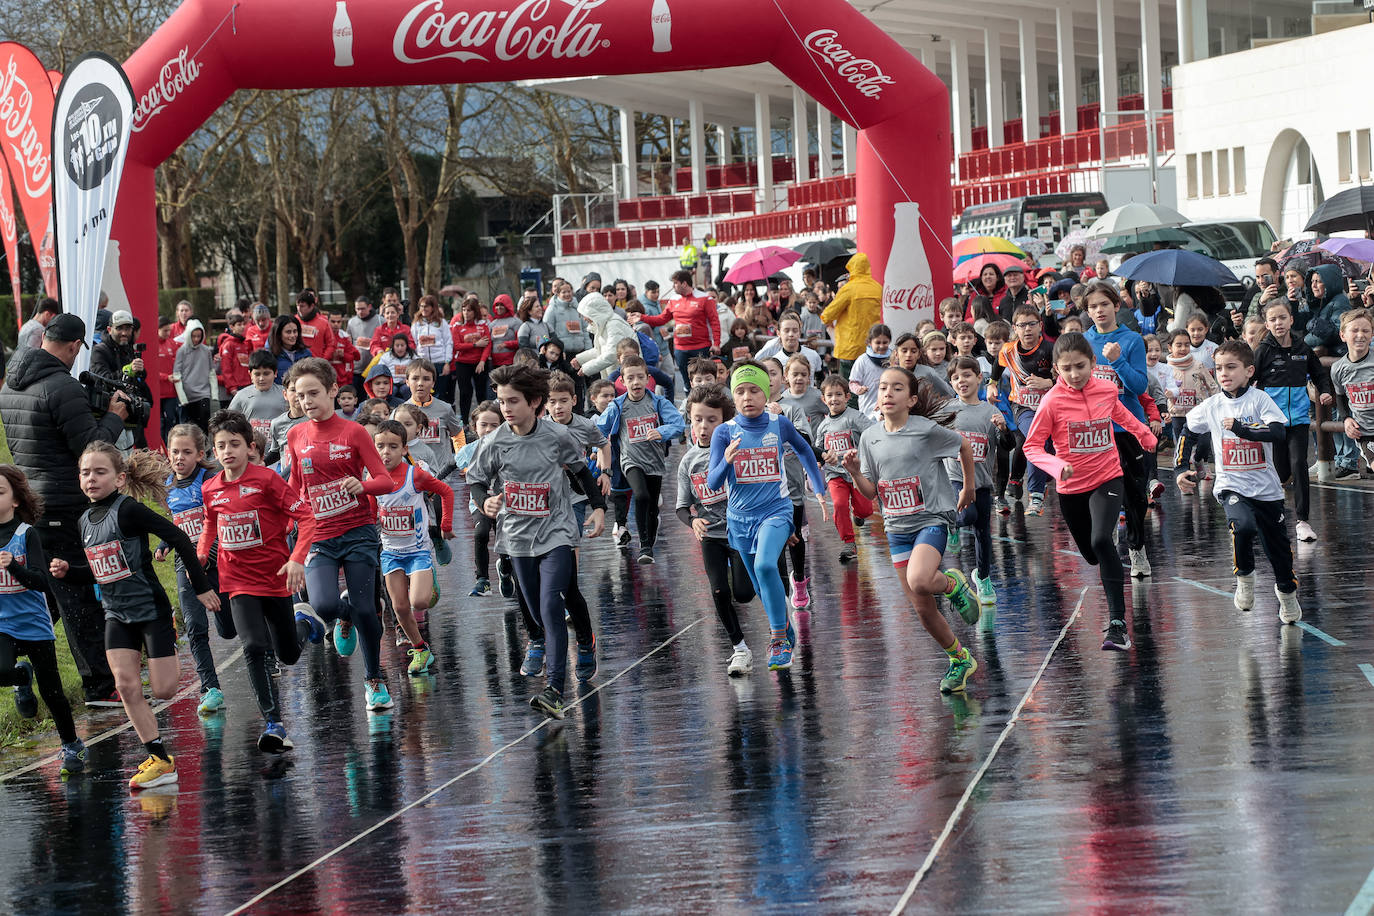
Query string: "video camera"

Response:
xmin=79 ymin=371 xmax=152 ymax=430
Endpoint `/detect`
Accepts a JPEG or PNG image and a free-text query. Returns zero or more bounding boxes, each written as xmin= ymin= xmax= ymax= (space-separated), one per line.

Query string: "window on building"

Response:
xmin=1234 ymin=147 xmax=1246 ymax=193
xmin=1338 ymin=131 xmax=1352 ymax=184
xmin=1202 ymin=151 xmax=1214 ymax=197
xmin=1359 ymin=129 xmax=1371 ymax=182
xmin=1186 ymin=153 xmax=1199 ymax=199
xmin=1218 ymin=149 xmax=1231 ymax=195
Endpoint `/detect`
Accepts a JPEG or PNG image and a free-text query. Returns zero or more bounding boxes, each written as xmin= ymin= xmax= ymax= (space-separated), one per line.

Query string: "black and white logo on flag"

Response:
xmin=51 ymin=52 xmax=134 ymax=375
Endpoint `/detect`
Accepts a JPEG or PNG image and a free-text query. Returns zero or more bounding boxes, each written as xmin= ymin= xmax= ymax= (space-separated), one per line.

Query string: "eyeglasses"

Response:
xmin=1014 ymin=321 xmax=1041 ymax=329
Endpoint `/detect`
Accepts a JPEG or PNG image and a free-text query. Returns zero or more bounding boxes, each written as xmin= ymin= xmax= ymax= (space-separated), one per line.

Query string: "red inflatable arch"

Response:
xmin=113 ymin=0 xmax=951 ymax=435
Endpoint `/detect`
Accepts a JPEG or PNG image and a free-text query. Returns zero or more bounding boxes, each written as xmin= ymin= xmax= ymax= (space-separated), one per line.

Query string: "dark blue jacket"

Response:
xmin=1253 ymin=331 xmax=1331 ymax=426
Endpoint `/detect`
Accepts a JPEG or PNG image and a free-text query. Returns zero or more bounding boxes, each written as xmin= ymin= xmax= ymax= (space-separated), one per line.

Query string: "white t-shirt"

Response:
xmin=1185 ymin=386 xmax=1286 ymax=503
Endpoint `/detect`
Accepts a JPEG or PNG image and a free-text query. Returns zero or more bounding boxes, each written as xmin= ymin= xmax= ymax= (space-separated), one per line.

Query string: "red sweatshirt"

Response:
xmin=297 ymin=312 xmax=337 ymax=360
xmin=245 ymin=321 xmax=272 ymax=352
xmin=217 ymin=332 xmax=253 ymax=393
xmin=157 ymin=335 xmax=181 ymax=400
xmin=1023 ymin=376 xmax=1157 ymax=494
xmin=638 ymin=294 xmax=721 ymax=350
xmin=199 ymin=463 xmax=310 ymax=598
xmin=286 ymin=413 xmax=396 ymax=561
xmin=329 ymin=331 xmax=360 ymax=385
xmin=370 ymin=322 xmax=413 ymax=357
xmin=450 ymin=318 xmax=492 ymax=366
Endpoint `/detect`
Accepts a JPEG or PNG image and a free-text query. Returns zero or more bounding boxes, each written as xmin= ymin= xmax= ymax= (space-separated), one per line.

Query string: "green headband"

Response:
xmin=731 ymin=364 xmax=770 ymax=399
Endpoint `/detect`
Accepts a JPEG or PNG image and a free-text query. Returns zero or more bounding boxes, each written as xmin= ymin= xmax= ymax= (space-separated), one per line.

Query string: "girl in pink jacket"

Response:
xmin=1023 ymin=333 xmax=1157 ymax=652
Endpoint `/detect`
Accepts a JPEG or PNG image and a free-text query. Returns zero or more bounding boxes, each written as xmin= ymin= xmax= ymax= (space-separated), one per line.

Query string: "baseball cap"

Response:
xmin=110 ymin=309 xmax=134 ymax=327
xmin=44 ymin=313 xmax=88 ymax=346
xmin=252 ymin=303 xmax=271 ymax=316
xmin=1003 ymin=263 xmax=1026 ymax=275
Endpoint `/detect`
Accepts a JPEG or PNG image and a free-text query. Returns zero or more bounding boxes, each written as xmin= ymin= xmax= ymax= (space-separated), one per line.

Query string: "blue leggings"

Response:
xmin=511 ymin=547 xmax=575 ymax=694
xmin=305 ymin=557 xmax=382 ymax=680
xmin=738 ymin=518 xmax=793 ymax=631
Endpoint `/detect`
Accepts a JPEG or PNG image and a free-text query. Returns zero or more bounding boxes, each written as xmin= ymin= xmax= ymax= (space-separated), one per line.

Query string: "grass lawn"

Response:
xmin=0 ymin=426 xmax=184 ymax=750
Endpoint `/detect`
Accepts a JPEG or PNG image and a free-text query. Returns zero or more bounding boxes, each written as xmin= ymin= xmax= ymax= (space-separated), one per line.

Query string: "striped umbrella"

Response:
xmin=954 ymin=253 xmax=1031 ymax=284
xmin=953 ymin=236 xmax=1027 ymax=265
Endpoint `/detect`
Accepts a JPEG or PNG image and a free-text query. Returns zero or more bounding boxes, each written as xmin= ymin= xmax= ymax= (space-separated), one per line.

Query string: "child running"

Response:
xmin=468 ymin=365 xmax=607 ymax=718
xmin=372 ymin=419 xmax=454 ymax=675
xmin=945 ymin=357 xmax=1007 ymax=606
xmin=0 ymin=465 xmax=86 ymax=775
xmin=842 ymin=367 xmax=983 ymax=693
xmin=995 ymin=305 xmax=1056 ymax=516
xmin=201 ymin=411 xmax=316 ymax=752
xmin=1023 ymin=333 xmax=1159 ymax=651
xmin=1174 ymin=341 xmax=1301 ymax=623
xmin=457 ymin=400 xmax=504 ymax=597
xmin=1332 ymin=309 xmax=1374 ymax=472
xmin=707 ymin=360 xmax=828 ymax=672
xmin=678 ymin=385 xmax=757 ymax=675
xmin=814 ymin=374 xmax=874 ymax=563
xmin=52 ymin=444 xmax=219 ymax=790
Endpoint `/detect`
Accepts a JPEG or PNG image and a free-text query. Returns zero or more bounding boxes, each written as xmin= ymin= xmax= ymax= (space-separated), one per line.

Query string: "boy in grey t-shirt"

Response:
xmin=404 ymin=359 xmax=464 ymax=460
xmin=229 ymin=350 xmax=289 ymax=437
xmin=944 ymin=357 xmax=1010 ymax=603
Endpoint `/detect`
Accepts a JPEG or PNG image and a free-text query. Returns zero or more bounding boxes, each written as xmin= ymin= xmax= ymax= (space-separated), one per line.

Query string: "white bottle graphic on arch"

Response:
xmin=651 ymin=0 xmax=672 ymax=52
xmin=881 ymin=200 xmax=935 ymax=340
xmin=333 ymin=1 xmax=355 ymax=67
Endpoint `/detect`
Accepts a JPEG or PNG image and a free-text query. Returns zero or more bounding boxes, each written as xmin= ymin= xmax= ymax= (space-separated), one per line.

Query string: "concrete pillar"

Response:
xmin=984 ymin=29 xmax=1005 ymax=147
xmin=950 ymin=37 xmax=973 ymax=157
xmin=754 ymin=92 xmax=774 ymax=210
xmin=716 ymin=124 xmax=728 ymax=166
xmin=688 ymin=98 xmax=706 ymax=195
xmin=1096 ymin=0 xmax=1118 ymax=120
xmin=1140 ymin=0 xmax=1163 ymax=114
xmin=1056 ymin=7 xmax=1078 ymax=134
xmin=619 ymin=107 xmax=637 ymax=198
xmin=816 ymin=103 xmax=833 ymax=179
xmin=792 ymin=85 xmax=809 ymax=182
xmin=841 ymin=121 xmax=858 ymax=175
xmin=1019 ymin=19 xmax=1041 ymax=141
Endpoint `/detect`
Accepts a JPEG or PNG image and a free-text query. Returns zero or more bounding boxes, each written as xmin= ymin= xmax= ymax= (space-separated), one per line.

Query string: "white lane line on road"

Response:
xmin=890 ymin=585 xmax=1090 ymax=914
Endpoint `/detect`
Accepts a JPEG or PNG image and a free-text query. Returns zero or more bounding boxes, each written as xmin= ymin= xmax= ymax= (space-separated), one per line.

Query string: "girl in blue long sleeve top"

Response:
xmin=708 ymin=361 xmax=827 ymax=671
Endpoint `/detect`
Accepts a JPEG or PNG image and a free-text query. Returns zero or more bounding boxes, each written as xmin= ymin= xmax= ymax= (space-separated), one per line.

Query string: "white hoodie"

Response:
xmin=574 ymin=292 xmax=637 ymax=378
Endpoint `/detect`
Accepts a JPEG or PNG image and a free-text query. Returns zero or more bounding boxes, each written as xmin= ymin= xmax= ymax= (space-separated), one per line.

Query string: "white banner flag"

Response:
xmin=50 ymin=52 xmax=134 ymax=376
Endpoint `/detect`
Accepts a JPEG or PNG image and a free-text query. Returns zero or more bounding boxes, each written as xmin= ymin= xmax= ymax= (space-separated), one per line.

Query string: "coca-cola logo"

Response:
xmin=393 ymin=0 xmax=610 ymax=65
xmin=804 ymin=30 xmax=894 ymax=100
xmin=884 ymin=283 xmax=934 ymax=313
xmin=0 ymin=55 xmax=50 ymax=200
xmin=132 ymin=47 xmax=200 ymax=133
xmin=0 ymin=170 xmax=15 ymax=246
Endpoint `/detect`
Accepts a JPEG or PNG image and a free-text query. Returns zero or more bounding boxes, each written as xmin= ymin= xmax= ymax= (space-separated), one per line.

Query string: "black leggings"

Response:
xmin=230 ymin=595 xmax=305 ymax=722
xmin=1223 ymin=493 xmax=1297 ymax=593
xmin=1060 ymin=478 xmax=1126 ymax=624
xmin=612 ymin=491 xmax=631 ymax=530
xmin=1271 ymin=425 xmax=1311 ymax=522
xmin=0 ymin=635 xmax=77 ymax=743
xmin=700 ymin=538 xmax=756 ymax=645
xmin=786 ymin=503 xmax=807 ymax=581
xmin=955 ymin=486 xmax=994 ymax=579
xmin=513 ymin=554 xmax=593 ymax=649
xmin=453 ymin=362 xmax=488 ymax=423
xmin=511 ymin=547 xmax=575 ymax=693
xmin=472 ymin=511 xmax=492 ymax=580
xmin=623 ymin=468 xmax=662 ymax=549
xmin=1115 ymin=430 xmax=1148 ymax=551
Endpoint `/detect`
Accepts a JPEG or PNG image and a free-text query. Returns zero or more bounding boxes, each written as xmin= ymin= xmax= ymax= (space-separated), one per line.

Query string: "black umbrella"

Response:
xmin=793 ymin=237 xmax=855 ymax=265
xmin=1304 ymin=186 xmax=1374 ymax=235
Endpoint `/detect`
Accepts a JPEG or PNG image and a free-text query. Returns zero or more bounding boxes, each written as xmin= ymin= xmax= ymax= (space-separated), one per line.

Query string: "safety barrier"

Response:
xmin=672 ymin=156 xmax=803 ymax=193
xmin=714 ymin=202 xmax=857 ymax=245
xmin=559 ymin=224 xmax=694 ymax=255
xmin=617 ymin=191 xmax=755 ymax=223
xmin=957 ymin=115 xmax=1174 ymax=184
xmin=970 ymin=91 xmax=1173 ymax=150
xmin=786 ymin=175 xmax=857 ymax=208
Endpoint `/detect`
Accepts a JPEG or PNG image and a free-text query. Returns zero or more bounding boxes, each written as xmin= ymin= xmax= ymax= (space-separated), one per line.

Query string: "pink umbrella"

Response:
xmin=724 ymin=245 xmax=803 ymax=284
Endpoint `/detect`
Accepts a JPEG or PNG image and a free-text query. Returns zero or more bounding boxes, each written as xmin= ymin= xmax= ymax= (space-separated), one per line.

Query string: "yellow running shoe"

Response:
xmin=128 ymin=754 xmax=178 ymax=790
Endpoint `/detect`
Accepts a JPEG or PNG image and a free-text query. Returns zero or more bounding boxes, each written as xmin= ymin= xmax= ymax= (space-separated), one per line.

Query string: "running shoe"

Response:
xmin=497 ymin=557 xmax=516 ymax=598
xmin=266 ymin=655 xmax=281 ymax=678
xmin=972 ymin=571 xmax=996 ymax=606
xmin=1332 ymin=464 xmax=1358 ymax=480
xmin=257 ymin=721 xmax=294 ymax=753
xmin=60 ymin=739 xmax=87 ymax=776
xmin=395 ymin=628 xmax=411 ymax=648
xmin=993 ymin=495 xmax=1011 ymax=516
xmin=1149 ymin=478 xmax=1165 ymax=501
xmin=196 ymin=687 xmax=225 ymax=716
xmin=1026 ymin=493 xmax=1045 ymax=517
xmin=1234 ymin=573 xmax=1256 ymax=612
xmin=616 ymin=527 xmax=632 ymax=549
xmin=575 ymin=634 xmax=597 ymax=682
xmin=785 ymin=616 xmax=796 ymax=650
xmin=1101 ymin=619 xmax=1132 ymax=651
xmin=365 ymin=679 xmax=394 ymax=711
xmin=1275 ymin=586 xmax=1303 ymax=625
xmin=85 ymin=690 xmax=122 ymax=708
xmin=1006 ymin=479 xmax=1024 ymax=503
xmin=1129 ymin=548 xmax=1151 ymax=578
xmin=766 ymin=637 xmax=794 ymax=671
xmin=407 ymin=646 xmax=435 ymax=676
xmin=727 ymin=645 xmax=753 ymax=676
xmin=469 ymin=577 xmax=492 ymax=597
xmin=790 ymin=576 xmax=811 ymax=610
xmin=520 ymin=640 xmax=546 ymax=677
xmin=295 ymin=602 xmax=326 ymax=643
xmin=939 ymin=650 xmax=977 ymax=693
xmin=637 ymin=547 xmax=655 ymax=565
xmin=530 ymin=685 xmax=564 ymax=719
xmin=1295 ymin=520 xmax=1317 ymax=543
xmin=946 ymin=528 xmax=960 ymax=552
xmin=944 ymin=570 xmax=981 ymax=625
xmin=334 ymin=619 xmax=357 ymax=657
xmin=838 ymin=544 xmax=857 ymax=564
xmin=129 ymin=755 xmax=178 ymax=790
xmin=13 ymin=660 xmax=36 ymax=719
xmin=853 ymin=514 xmax=866 ymax=528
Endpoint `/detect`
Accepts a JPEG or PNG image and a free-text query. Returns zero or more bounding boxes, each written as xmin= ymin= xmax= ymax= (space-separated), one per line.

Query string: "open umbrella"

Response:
xmin=793 ymin=237 xmax=854 ymax=264
xmin=1085 ymin=202 xmax=1189 ymax=238
xmin=1011 ymin=236 xmax=1050 ymax=261
xmin=1316 ymin=237 xmax=1374 ymax=264
xmin=954 ymin=253 xmax=1030 ymax=284
xmin=1055 ymin=228 xmax=1106 ymax=263
xmin=1098 ymin=227 xmax=1196 ymax=254
xmin=1303 ymin=186 xmax=1374 ymax=235
xmin=724 ymin=245 xmax=802 ymax=284
xmin=953 ymin=236 xmax=1027 ymax=264
xmin=1276 ymin=238 xmax=1368 ymax=279
xmin=1114 ymin=249 xmax=1238 ymax=287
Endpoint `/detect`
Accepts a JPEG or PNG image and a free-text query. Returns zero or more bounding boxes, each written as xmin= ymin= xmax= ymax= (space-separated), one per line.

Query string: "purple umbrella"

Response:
xmin=1275 ymin=239 xmax=1368 ymax=279
xmin=1317 ymin=237 xmax=1374 ymax=264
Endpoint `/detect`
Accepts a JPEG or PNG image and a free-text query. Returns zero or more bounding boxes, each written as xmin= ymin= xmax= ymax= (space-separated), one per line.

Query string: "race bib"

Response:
xmin=1348 ymin=382 xmax=1374 ymax=409
xmin=301 ymin=324 xmax=317 ymax=339
xmin=731 ymin=346 xmax=750 ymax=361
xmin=491 ymin=326 xmax=508 ymax=338
xmin=674 ymin=324 xmax=693 ymax=339
xmin=1221 ymin=436 xmax=1265 ymax=471
xmin=85 ymin=541 xmax=132 ymax=584
xmin=250 ymin=418 xmax=272 ymax=433
xmin=418 ymin=334 xmax=436 ymax=347
xmin=690 ymin=472 xmax=727 ymax=505
xmin=878 ymin=476 xmax=925 ymax=517
xmin=390 ymin=362 xmax=410 ymax=381
xmin=1173 ymin=389 xmax=1197 ymax=410
xmin=733 ymin=447 xmax=781 ymax=484
xmin=959 ymin=430 xmax=989 ymax=461
xmin=1092 ymin=364 xmax=1121 ymax=390
xmin=0 ymin=558 xmax=26 ymax=594
xmin=1016 ymin=387 xmax=1043 ymax=409
xmin=564 ymin=320 xmax=581 ymax=334
xmin=172 ymin=506 xmax=205 ymax=540
xmin=823 ymin=430 xmax=854 ymax=454
xmin=357 ymin=336 xmax=371 ymax=351
xmin=308 ymin=481 xmax=358 ymax=519
xmin=219 ymin=511 xmax=263 ymax=550
xmin=504 ymin=481 xmax=551 ymax=517
xmin=380 ymin=506 xmax=416 ymax=535
xmin=1068 ymin=418 xmax=1114 ymax=455
xmin=626 ymin=415 xmax=658 ymax=443
xmin=420 ymin=419 xmax=440 ymax=441
xmin=237 ymin=353 xmax=250 ymax=367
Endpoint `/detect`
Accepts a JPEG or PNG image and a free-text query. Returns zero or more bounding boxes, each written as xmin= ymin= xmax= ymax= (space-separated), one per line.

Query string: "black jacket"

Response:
xmin=90 ymin=338 xmax=136 ymax=380
xmin=0 ymin=347 xmax=124 ymax=520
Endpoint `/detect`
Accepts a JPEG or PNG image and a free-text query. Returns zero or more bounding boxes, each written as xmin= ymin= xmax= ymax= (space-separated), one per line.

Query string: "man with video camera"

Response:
xmin=0 ymin=313 xmax=130 ymax=705
xmin=90 ymin=309 xmax=154 ymax=448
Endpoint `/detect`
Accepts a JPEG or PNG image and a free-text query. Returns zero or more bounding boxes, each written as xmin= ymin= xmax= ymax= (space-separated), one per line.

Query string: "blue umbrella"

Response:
xmin=1114 ymin=249 xmax=1238 ymax=287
